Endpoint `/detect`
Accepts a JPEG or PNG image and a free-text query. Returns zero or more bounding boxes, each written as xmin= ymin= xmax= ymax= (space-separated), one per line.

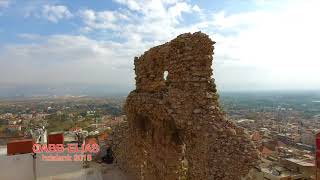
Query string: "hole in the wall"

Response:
xmin=167 ymin=119 xmax=183 ymax=145
xmin=163 ymin=71 xmax=168 ymax=81
xmin=171 ymin=130 xmax=183 ymax=145
xmin=134 ymin=114 xmax=151 ymax=133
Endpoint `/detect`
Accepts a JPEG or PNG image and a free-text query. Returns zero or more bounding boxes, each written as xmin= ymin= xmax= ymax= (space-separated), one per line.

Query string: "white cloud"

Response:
xmin=0 ymin=0 xmax=10 ymax=8
xmin=79 ymin=9 xmax=129 ymax=31
xmin=80 ymin=0 xmax=202 ymax=43
xmin=192 ymin=5 xmax=201 ymax=12
xmin=42 ymin=4 xmax=73 ymax=23
xmin=212 ymin=11 xmax=269 ymax=31
xmin=168 ymin=2 xmax=193 ymax=24
xmin=113 ymin=0 xmax=141 ymax=11
xmin=0 ymin=35 xmax=136 ymax=86
xmin=210 ymin=0 xmax=320 ymax=90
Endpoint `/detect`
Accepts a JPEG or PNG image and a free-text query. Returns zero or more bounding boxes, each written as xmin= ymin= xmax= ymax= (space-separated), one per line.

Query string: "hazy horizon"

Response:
xmin=1 ymin=0 xmax=320 ymax=92
xmin=0 ymin=83 xmax=319 ymax=99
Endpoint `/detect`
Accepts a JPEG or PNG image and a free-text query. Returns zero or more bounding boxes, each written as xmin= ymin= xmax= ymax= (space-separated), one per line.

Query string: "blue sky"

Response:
xmin=0 ymin=0 xmax=319 ymax=92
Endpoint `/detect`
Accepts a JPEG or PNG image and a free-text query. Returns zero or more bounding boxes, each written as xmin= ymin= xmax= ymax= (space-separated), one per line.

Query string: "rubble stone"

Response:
xmin=112 ymin=32 xmax=259 ymax=180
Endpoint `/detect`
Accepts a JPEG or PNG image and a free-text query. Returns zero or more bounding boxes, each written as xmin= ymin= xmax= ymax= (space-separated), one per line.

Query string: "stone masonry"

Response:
xmin=112 ymin=32 xmax=259 ymax=180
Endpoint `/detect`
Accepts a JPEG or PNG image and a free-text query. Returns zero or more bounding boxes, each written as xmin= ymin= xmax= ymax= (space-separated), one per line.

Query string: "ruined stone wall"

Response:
xmin=113 ymin=32 xmax=258 ymax=180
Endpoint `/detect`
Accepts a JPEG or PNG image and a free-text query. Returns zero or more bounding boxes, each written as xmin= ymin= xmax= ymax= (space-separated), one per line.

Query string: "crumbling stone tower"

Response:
xmin=115 ymin=32 xmax=258 ymax=180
